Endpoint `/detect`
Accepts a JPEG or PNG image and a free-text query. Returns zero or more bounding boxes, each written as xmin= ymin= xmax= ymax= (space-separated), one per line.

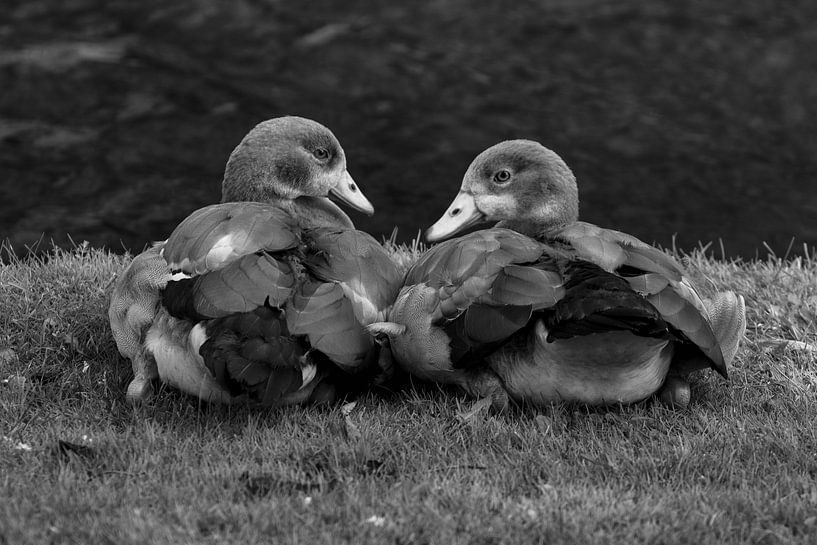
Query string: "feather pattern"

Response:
xmin=163 ymin=203 xmax=300 ymax=275
xmin=199 ymin=306 xmax=310 ymax=405
xmin=540 ymin=260 xmax=664 ymax=339
xmin=162 ymin=253 xmax=296 ymax=320
xmin=406 ymin=228 xmax=543 ymax=287
xmin=107 ymin=243 xmax=168 ymax=402
xmin=480 ymin=264 xmax=564 ymax=309
xmin=406 ymin=229 xmax=547 ymax=321
xmin=557 ymin=221 xmax=683 ymax=281
xmin=303 ymin=228 xmax=404 ymax=324
xmin=550 ymin=224 xmax=727 ymax=377
xmin=286 ymin=281 xmax=371 ymax=370
xmin=155 ymin=204 xmax=400 ymax=399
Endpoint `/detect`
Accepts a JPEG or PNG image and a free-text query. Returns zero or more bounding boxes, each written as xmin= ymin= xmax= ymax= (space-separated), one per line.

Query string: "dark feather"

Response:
xmin=199 ymin=307 xmax=308 ymax=402
xmin=443 ymin=304 xmax=532 ymax=368
xmin=259 ymin=367 xmax=304 ymax=405
xmin=464 ymin=304 xmax=533 ymax=344
xmin=161 ymin=254 xmax=295 ymax=320
xmin=543 ymin=260 xmax=670 ymax=341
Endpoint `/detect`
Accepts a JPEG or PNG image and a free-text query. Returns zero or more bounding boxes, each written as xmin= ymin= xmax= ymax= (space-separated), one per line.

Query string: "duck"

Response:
xmin=367 ymin=140 xmax=746 ymax=410
xmin=108 ymin=116 xmax=403 ymax=406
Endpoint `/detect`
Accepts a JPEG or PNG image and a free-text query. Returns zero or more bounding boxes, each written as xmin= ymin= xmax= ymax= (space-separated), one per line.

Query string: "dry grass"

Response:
xmin=1 ymin=242 xmax=816 ymax=544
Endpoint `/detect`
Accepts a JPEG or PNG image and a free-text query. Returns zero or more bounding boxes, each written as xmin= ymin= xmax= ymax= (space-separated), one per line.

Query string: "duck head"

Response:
xmin=221 ymin=116 xmax=374 ymax=215
xmin=426 ymin=140 xmax=578 ymax=242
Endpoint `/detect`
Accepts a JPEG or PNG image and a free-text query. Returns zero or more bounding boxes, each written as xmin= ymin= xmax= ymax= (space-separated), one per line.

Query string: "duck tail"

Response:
xmin=705 ymin=291 xmax=746 ymax=366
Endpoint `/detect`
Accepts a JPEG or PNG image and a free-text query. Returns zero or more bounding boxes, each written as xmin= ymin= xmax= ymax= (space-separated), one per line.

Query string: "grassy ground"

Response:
xmin=2 ymin=0 xmax=817 ymax=257
xmin=0 ymin=243 xmax=816 ymax=544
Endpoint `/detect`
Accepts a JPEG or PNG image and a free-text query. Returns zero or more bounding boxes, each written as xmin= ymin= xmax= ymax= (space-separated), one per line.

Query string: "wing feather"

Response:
xmin=557 ymin=221 xmax=683 ymax=280
xmin=406 ymin=229 xmax=543 ymax=287
xmin=401 ymin=229 xmax=552 ymax=366
xmin=286 ymin=282 xmax=371 ymax=369
xmin=303 ymin=228 xmax=403 ymax=323
xmin=483 ymin=265 xmax=565 ymax=309
xmin=625 ymin=273 xmax=671 ymax=294
xmin=164 ymin=203 xmax=299 ymax=274
xmin=647 ymin=287 xmax=726 ymax=376
xmin=162 ymin=254 xmax=295 ymax=319
xmin=553 ymin=222 xmax=726 ymax=373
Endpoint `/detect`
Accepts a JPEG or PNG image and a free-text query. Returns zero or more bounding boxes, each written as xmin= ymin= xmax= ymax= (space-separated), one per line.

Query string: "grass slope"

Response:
xmin=1 ymin=243 xmax=816 ymax=544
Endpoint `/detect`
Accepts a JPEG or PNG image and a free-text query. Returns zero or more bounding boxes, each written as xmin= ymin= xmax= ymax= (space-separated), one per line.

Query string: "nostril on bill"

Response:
xmin=349 ymin=183 xmax=357 ymax=192
xmin=451 ymin=208 xmax=460 ymax=216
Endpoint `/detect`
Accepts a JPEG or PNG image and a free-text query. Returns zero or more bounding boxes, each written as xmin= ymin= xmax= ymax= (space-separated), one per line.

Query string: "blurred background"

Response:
xmin=2 ymin=0 xmax=816 ymax=259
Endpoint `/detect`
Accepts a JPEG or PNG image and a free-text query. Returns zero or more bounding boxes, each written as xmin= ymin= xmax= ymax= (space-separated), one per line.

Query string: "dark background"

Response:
xmin=2 ymin=0 xmax=816 ymax=259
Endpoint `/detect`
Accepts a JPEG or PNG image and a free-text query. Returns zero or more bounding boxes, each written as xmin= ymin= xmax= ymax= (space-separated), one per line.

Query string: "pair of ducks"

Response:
xmin=109 ymin=117 xmax=745 ymax=410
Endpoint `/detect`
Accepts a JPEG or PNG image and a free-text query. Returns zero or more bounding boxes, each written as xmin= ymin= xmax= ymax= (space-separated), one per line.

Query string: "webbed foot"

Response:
xmin=657 ymin=375 xmax=691 ymax=410
xmin=126 ymin=375 xmax=155 ymax=405
xmin=126 ymin=352 xmax=159 ymax=405
xmin=463 ymin=369 xmax=510 ymax=413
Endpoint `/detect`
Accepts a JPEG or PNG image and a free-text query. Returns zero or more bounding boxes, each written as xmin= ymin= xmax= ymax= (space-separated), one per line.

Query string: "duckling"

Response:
xmin=368 ymin=140 xmax=745 ymax=410
xmin=108 ymin=117 xmax=403 ymax=406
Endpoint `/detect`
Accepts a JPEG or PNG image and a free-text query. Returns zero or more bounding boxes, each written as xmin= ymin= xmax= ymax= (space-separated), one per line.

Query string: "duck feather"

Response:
xmin=163 ymin=203 xmax=300 ymax=275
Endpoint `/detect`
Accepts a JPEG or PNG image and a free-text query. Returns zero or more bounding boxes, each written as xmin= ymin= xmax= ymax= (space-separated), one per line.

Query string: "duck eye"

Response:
xmin=494 ymin=169 xmax=512 ymax=183
xmin=313 ymin=147 xmax=330 ymax=161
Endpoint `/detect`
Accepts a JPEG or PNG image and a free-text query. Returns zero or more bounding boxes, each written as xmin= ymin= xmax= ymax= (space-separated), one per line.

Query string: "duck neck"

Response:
xmin=290 ymin=196 xmax=355 ymax=229
xmin=496 ymin=219 xmax=574 ymax=241
xmin=220 ymin=194 xmax=354 ymax=230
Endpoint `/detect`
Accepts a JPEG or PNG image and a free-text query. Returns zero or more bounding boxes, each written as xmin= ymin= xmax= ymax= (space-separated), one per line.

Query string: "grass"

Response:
xmin=1 ymin=241 xmax=816 ymax=544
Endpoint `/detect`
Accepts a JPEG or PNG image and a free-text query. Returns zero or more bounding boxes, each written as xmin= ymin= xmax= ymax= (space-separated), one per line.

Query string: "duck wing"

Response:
xmin=555 ymin=221 xmax=683 ymax=280
xmin=197 ymin=306 xmax=311 ymax=405
xmin=302 ymin=228 xmax=404 ymax=324
xmin=408 ymin=228 xmax=557 ymax=314
xmin=161 ymin=203 xmax=301 ymax=320
xmin=149 ymin=203 xmax=316 ymax=404
xmin=149 ymin=203 xmax=402 ymax=405
xmin=163 ymin=202 xmax=300 ymax=275
xmin=554 ymin=221 xmax=727 ymax=377
xmin=541 ymin=259 xmax=672 ymax=341
xmin=403 ymin=229 xmax=564 ymax=367
xmin=285 ymin=228 xmax=403 ymax=372
xmin=703 ymin=291 xmax=746 ymax=367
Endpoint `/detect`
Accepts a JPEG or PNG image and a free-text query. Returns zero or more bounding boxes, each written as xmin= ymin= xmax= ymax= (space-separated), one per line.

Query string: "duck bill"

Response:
xmin=425 ymin=191 xmax=484 ymax=242
xmin=329 ymin=170 xmax=374 ymax=216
